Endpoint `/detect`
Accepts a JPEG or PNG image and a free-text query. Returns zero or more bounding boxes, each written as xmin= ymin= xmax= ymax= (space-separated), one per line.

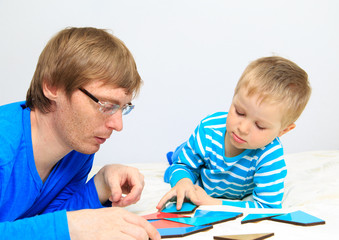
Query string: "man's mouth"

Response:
xmin=95 ymin=136 xmax=107 ymax=144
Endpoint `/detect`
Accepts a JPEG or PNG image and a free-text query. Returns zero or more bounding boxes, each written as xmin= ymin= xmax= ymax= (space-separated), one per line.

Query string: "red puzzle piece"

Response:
xmin=142 ymin=212 xmax=189 ymax=220
xmin=150 ymin=219 xmax=193 ymax=229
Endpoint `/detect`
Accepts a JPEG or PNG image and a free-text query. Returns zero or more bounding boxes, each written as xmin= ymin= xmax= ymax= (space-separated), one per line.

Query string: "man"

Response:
xmin=0 ymin=27 xmax=160 ymax=240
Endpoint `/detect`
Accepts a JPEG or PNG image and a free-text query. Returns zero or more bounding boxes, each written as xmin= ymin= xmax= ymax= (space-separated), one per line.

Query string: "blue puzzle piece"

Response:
xmin=241 ymin=213 xmax=283 ymax=224
xmin=147 ymin=219 xmax=159 ymax=223
xmin=270 ymin=210 xmax=325 ymax=226
xmin=161 ymin=202 xmax=198 ymax=213
xmin=165 ymin=215 xmax=239 ymax=226
xmin=194 ymin=209 xmax=243 ymax=219
xmin=157 ymin=225 xmax=213 ymax=238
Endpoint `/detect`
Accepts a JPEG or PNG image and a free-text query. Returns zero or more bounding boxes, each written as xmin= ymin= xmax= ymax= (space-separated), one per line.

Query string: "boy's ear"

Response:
xmin=278 ymin=123 xmax=296 ymax=137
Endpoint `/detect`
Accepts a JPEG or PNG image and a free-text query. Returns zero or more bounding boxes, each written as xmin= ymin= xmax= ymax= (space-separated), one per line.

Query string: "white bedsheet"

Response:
xmin=90 ymin=150 xmax=339 ymax=239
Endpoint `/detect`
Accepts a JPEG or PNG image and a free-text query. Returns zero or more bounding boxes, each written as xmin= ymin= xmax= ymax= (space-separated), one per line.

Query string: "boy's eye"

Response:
xmin=256 ymin=123 xmax=266 ymax=130
xmin=235 ymin=109 xmax=245 ymax=116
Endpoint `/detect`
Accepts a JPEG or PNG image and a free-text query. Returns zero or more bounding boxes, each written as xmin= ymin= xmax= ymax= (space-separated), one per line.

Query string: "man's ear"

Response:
xmin=278 ymin=123 xmax=296 ymax=137
xmin=42 ymin=80 xmax=58 ymax=101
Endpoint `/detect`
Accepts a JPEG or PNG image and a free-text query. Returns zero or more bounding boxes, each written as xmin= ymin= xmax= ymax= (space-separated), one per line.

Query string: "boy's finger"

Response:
xmin=176 ymin=190 xmax=186 ymax=210
xmin=156 ymin=191 xmax=175 ymax=210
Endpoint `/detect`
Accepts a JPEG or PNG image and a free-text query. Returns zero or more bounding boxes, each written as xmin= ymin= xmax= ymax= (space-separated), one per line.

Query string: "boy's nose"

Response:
xmin=238 ymin=119 xmax=250 ymax=135
xmin=105 ymin=110 xmax=123 ymax=132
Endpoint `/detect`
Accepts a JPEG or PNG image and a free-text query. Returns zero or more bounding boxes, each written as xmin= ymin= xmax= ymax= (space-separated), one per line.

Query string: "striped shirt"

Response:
xmin=165 ymin=112 xmax=287 ymax=208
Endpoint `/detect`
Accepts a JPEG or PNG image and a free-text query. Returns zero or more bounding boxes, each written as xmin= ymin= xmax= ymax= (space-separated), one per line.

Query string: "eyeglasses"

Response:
xmin=78 ymin=88 xmax=134 ymax=115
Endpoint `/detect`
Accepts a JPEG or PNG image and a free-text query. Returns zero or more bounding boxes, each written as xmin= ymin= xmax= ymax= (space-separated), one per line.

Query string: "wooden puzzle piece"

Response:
xmin=158 ymin=225 xmax=213 ymax=238
xmin=213 ymin=232 xmax=274 ymax=240
xmin=142 ymin=212 xmax=189 ymax=220
xmin=194 ymin=209 xmax=243 ymax=219
xmin=149 ymin=219 xmax=193 ymax=229
xmin=241 ymin=213 xmax=283 ymax=224
xmin=164 ymin=215 xmax=239 ymax=226
xmin=269 ymin=210 xmax=325 ymax=226
xmin=161 ymin=202 xmax=198 ymax=214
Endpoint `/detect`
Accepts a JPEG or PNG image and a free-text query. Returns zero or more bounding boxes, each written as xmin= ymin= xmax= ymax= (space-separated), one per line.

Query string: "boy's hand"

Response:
xmin=156 ymin=178 xmax=222 ymax=211
xmin=156 ymin=178 xmax=195 ymax=211
xmin=190 ymin=185 xmax=223 ymax=205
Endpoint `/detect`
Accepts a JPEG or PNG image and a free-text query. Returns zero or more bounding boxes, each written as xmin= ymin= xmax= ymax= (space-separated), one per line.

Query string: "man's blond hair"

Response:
xmin=26 ymin=27 xmax=141 ymax=113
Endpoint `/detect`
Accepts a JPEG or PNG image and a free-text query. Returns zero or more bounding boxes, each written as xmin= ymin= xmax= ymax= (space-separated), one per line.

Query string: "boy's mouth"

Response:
xmin=232 ymin=132 xmax=246 ymax=144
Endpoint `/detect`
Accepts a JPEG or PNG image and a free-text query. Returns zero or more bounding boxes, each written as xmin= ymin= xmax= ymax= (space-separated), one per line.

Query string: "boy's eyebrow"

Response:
xmin=233 ymin=102 xmax=244 ymax=110
xmin=255 ymin=118 xmax=274 ymax=128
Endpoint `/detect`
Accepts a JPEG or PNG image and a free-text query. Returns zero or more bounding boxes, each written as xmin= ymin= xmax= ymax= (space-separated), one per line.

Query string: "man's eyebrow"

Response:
xmin=100 ymin=94 xmax=132 ymax=106
xmin=95 ymin=95 xmax=121 ymax=105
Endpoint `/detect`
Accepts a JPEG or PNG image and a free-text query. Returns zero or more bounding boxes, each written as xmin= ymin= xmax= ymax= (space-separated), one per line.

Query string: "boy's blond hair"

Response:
xmin=234 ymin=56 xmax=311 ymax=128
xmin=26 ymin=27 xmax=141 ymax=113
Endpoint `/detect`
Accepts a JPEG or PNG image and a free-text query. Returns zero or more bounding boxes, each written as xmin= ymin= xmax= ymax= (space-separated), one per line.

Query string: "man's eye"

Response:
xmin=102 ymin=106 xmax=112 ymax=113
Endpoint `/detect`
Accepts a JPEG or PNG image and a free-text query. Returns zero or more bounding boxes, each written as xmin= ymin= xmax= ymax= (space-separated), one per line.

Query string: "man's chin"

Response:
xmin=76 ymin=144 xmax=100 ymax=155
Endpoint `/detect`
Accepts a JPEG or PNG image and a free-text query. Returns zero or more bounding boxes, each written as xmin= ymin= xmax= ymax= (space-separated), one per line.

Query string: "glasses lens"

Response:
xmin=100 ymin=103 xmax=120 ymax=115
xmin=122 ymin=104 xmax=134 ymax=115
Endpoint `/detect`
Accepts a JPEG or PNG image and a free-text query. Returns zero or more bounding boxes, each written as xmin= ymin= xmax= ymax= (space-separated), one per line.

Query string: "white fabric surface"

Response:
xmin=90 ymin=150 xmax=339 ymax=239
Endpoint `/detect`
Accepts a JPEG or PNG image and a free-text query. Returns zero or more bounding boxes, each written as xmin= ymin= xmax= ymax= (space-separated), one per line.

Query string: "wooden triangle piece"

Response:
xmin=214 ymin=232 xmax=274 ymax=240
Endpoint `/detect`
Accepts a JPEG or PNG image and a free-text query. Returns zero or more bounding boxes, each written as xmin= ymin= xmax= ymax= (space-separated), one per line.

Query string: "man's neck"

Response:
xmin=30 ymin=109 xmax=71 ymax=182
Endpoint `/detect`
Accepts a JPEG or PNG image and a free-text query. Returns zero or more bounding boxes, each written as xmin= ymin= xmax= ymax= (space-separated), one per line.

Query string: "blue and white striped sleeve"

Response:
xmin=251 ymin=144 xmax=287 ymax=208
xmin=166 ymin=122 xmax=208 ymax=187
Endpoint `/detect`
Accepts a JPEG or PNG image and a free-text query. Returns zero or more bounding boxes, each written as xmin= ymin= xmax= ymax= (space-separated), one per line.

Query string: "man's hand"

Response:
xmin=67 ymin=207 xmax=160 ymax=240
xmin=156 ymin=178 xmax=222 ymax=211
xmin=94 ymin=164 xmax=145 ymax=207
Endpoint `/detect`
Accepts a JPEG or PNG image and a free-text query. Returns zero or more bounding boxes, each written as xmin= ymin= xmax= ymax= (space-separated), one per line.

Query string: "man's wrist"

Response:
xmin=93 ymin=169 xmax=110 ymax=203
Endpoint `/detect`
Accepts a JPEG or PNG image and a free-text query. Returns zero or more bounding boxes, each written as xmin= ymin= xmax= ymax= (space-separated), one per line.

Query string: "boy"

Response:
xmin=157 ymin=56 xmax=311 ymax=209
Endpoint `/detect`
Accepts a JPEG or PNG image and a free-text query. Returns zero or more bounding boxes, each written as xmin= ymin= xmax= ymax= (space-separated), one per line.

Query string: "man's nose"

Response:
xmin=105 ymin=110 xmax=123 ymax=132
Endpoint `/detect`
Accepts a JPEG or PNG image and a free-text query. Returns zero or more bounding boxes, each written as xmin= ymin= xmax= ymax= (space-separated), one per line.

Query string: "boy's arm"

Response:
xmin=159 ymin=121 xmax=209 ymax=210
xmin=165 ymin=122 xmax=208 ymax=187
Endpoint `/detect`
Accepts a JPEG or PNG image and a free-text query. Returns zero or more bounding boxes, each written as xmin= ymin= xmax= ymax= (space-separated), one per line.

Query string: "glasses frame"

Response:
xmin=78 ymin=88 xmax=134 ymax=115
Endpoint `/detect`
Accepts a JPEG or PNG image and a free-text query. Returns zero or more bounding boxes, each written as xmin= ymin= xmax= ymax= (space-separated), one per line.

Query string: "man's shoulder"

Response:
xmin=0 ymin=101 xmax=27 ymax=165
xmin=0 ymin=101 xmax=26 ymax=130
xmin=0 ymin=101 xmax=26 ymax=117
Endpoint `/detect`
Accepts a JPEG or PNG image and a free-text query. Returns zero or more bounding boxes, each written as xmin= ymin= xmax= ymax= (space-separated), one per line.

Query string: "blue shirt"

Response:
xmin=164 ymin=112 xmax=287 ymax=208
xmin=0 ymin=102 xmax=103 ymax=239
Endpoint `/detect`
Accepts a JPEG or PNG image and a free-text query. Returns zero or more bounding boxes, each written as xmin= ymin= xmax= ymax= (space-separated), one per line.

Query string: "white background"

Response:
xmin=0 ymin=0 xmax=338 ymax=165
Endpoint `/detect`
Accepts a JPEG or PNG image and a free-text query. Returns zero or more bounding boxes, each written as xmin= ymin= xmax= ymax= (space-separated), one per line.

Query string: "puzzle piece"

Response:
xmin=194 ymin=209 xmax=243 ymax=220
xmin=142 ymin=212 xmax=189 ymax=220
xmin=241 ymin=213 xmax=283 ymax=224
xmin=158 ymin=225 xmax=213 ymax=238
xmin=161 ymin=202 xmax=198 ymax=214
xmin=213 ymin=232 xmax=274 ymax=240
xmin=270 ymin=210 xmax=325 ymax=226
xmin=164 ymin=215 xmax=238 ymax=226
xmin=149 ymin=219 xmax=193 ymax=229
